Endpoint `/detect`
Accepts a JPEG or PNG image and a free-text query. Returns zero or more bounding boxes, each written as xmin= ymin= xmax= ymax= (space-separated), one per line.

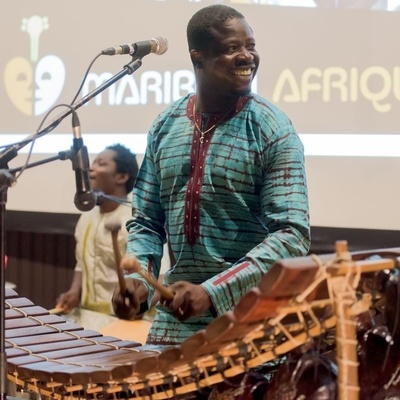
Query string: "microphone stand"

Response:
xmin=0 ymin=171 xmax=17 ymax=400
xmin=0 ymin=57 xmax=142 ymax=400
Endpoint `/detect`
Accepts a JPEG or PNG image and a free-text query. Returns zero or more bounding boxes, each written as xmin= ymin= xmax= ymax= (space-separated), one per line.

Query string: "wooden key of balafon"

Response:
xmin=120 ymin=255 xmax=174 ymax=301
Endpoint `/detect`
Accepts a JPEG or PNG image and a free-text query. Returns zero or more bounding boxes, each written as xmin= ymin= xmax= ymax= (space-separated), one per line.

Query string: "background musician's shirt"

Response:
xmin=75 ymin=205 xmax=130 ymax=315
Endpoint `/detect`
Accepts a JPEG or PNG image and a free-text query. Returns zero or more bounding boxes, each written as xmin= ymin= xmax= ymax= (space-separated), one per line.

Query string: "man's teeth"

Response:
xmin=234 ymin=69 xmax=251 ymax=76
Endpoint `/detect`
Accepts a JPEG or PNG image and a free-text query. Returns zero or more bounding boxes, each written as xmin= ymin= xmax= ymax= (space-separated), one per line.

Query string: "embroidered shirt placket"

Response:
xmin=184 ymin=96 xmax=248 ymax=246
xmin=185 ymin=113 xmax=214 ymax=246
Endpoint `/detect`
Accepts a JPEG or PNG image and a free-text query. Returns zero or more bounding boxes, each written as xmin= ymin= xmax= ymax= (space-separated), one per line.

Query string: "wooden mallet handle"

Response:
xmin=121 ymin=255 xmax=174 ymax=301
xmin=48 ymin=307 xmax=66 ymax=315
xmin=105 ymin=221 xmax=127 ymax=294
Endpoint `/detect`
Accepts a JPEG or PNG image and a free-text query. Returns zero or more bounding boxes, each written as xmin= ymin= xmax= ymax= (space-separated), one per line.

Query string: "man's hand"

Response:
xmin=55 ymin=270 xmax=82 ymax=314
xmin=55 ymin=290 xmax=80 ymax=314
xmin=161 ymin=281 xmax=212 ymax=321
xmin=112 ymin=278 xmax=149 ymax=320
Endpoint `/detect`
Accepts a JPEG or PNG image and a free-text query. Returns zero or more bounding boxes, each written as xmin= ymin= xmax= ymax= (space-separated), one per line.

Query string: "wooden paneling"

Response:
xmin=5 ymin=211 xmax=79 ymax=310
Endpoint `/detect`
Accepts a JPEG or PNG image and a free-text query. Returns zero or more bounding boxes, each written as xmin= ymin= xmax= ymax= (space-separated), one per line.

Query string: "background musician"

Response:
xmin=56 ymin=144 xmax=138 ymax=315
xmin=112 ymin=4 xmax=310 ymax=345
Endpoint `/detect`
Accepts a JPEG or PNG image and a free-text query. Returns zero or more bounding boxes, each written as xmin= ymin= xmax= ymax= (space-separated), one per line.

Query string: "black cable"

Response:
xmin=11 ymin=104 xmax=78 ymax=182
xmin=70 ymin=52 xmax=102 ymax=106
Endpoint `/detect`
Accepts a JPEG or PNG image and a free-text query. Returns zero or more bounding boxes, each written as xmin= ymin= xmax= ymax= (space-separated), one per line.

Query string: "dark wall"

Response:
xmin=5 ymin=210 xmax=79 ymax=310
xmin=4 ymin=210 xmax=400 ymax=310
xmin=310 ymin=226 xmax=400 ymax=254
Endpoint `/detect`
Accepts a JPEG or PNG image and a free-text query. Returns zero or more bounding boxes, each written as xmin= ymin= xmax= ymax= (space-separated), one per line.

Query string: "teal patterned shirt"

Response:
xmin=126 ymin=93 xmax=310 ymax=345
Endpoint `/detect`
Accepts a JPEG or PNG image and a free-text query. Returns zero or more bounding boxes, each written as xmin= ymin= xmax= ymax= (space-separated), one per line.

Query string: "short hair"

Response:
xmin=106 ymin=143 xmax=138 ymax=193
xmin=187 ymin=5 xmax=245 ymax=52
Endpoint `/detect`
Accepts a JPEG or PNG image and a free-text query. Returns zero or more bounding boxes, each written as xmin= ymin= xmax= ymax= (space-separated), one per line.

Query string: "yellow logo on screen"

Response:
xmin=4 ymin=15 xmax=66 ymax=116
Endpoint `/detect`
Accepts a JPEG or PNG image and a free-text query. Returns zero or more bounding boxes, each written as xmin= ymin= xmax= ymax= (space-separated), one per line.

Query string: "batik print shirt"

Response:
xmin=126 ymin=93 xmax=310 ymax=345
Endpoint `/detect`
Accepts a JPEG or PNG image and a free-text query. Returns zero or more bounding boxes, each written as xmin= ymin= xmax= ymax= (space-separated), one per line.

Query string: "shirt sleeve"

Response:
xmin=125 ymin=129 xmax=167 ymax=305
xmin=74 ymin=213 xmax=85 ymax=273
xmin=201 ymin=126 xmax=310 ymax=316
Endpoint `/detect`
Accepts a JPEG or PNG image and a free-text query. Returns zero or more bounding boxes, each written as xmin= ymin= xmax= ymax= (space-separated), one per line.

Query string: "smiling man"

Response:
xmin=113 ymin=4 xmax=311 ymax=346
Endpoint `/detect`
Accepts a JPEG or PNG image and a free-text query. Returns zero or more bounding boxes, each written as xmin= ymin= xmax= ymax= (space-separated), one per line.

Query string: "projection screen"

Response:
xmin=2 ymin=0 xmax=400 ymax=230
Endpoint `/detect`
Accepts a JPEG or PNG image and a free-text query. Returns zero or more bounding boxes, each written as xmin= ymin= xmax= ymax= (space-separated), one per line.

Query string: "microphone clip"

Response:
xmin=71 ymin=140 xmax=89 ymax=172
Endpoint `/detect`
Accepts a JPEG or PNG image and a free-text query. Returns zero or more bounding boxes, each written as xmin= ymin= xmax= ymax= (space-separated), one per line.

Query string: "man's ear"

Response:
xmin=116 ymin=172 xmax=129 ymax=186
xmin=190 ymin=49 xmax=202 ymax=69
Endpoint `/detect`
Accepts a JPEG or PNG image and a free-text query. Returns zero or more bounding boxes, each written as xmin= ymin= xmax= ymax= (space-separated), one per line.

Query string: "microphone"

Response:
xmin=102 ymin=36 xmax=168 ymax=58
xmin=71 ymin=112 xmax=96 ymax=212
